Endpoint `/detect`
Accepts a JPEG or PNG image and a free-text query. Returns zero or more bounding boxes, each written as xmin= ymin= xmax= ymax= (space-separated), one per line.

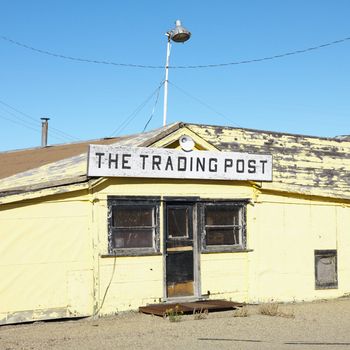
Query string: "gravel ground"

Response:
xmin=1 ymin=297 xmax=350 ymax=350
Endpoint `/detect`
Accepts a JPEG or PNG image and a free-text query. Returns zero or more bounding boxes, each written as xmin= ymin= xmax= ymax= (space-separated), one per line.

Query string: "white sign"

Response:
xmin=87 ymin=145 xmax=273 ymax=181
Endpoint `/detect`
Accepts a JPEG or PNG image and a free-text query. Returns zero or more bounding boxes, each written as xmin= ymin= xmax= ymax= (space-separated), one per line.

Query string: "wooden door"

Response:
xmin=165 ymin=202 xmax=196 ymax=298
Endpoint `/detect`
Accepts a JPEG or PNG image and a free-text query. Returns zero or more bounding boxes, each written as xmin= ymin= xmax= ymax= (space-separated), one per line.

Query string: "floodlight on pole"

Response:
xmin=163 ymin=20 xmax=191 ymax=127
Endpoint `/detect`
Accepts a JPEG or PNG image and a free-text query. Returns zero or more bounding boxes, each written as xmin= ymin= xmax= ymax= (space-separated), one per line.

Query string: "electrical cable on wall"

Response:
xmin=92 ymin=255 xmax=117 ymax=318
xmin=1 ymin=34 xmax=349 ymax=69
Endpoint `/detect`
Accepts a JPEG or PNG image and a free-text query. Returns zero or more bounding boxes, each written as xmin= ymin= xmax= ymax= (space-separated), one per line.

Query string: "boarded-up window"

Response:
xmin=108 ymin=197 xmax=160 ymax=255
xmin=315 ymin=250 xmax=338 ymax=289
xmin=201 ymin=202 xmax=246 ymax=252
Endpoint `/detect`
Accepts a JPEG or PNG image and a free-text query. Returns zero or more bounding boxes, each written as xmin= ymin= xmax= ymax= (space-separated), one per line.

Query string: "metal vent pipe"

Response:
xmin=41 ymin=117 xmax=49 ymax=147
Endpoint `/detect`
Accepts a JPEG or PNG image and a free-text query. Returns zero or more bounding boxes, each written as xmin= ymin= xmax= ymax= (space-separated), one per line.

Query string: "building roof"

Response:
xmin=0 ymin=138 xmax=122 ymax=180
xmin=0 ymin=123 xmax=182 ymax=198
xmin=1 ymin=121 xmax=350 ymax=202
xmin=0 ymin=123 xmax=183 ymax=181
xmin=189 ymin=123 xmax=350 ymax=200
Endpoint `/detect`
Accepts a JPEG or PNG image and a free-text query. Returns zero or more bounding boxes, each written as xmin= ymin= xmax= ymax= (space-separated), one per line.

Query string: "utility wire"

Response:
xmin=142 ymin=83 xmax=162 ymax=132
xmin=0 ymin=108 xmax=72 ymax=143
xmin=0 ymin=35 xmax=162 ymax=69
xmin=0 ymin=99 xmax=78 ymax=141
xmin=0 ymin=112 xmax=42 ymax=134
xmin=110 ymin=81 xmax=164 ymax=136
xmin=174 ymin=36 xmax=350 ymax=68
xmin=0 ymin=104 xmax=40 ymax=129
xmin=0 ymin=99 xmax=79 ymax=141
xmin=1 ymin=34 xmax=350 ymax=69
xmin=168 ymin=80 xmax=242 ymax=127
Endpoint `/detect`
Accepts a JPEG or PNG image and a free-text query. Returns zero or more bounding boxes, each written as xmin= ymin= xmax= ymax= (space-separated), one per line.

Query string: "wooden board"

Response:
xmin=139 ymin=300 xmax=244 ymax=317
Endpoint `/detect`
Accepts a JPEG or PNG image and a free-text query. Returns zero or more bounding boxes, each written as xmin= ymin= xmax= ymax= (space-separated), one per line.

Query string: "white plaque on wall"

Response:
xmin=87 ymin=145 xmax=272 ymax=181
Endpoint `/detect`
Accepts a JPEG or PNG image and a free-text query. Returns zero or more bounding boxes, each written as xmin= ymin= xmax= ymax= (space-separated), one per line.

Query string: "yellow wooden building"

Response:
xmin=1 ymin=122 xmax=349 ymax=325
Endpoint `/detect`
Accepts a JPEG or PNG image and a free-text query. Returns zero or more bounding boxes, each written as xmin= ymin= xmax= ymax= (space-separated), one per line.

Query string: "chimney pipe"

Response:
xmin=41 ymin=117 xmax=49 ymax=147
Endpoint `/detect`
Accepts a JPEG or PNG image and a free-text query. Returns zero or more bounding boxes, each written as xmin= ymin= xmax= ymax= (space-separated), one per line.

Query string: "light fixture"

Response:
xmin=163 ymin=20 xmax=191 ymax=127
xmin=169 ymin=20 xmax=191 ymax=43
xmin=179 ymin=135 xmax=195 ymax=152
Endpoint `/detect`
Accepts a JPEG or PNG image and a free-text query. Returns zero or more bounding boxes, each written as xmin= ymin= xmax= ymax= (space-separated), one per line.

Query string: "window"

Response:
xmin=201 ymin=202 xmax=246 ymax=252
xmin=167 ymin=206 xmax=191 ymax=238
xmin=108 ymin=197 xmax=160 ymax=255
xmin=315 ymin=250 xmax=338 ymax=289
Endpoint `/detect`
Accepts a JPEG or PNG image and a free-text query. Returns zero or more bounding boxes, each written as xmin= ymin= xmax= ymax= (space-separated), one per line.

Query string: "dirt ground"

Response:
xmin=1 ymin=297 xmax=350 ymax=350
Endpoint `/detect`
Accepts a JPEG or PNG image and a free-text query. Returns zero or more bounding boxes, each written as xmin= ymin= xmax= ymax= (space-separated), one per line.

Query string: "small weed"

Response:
xmin=165 ymin=305 xmax=183 ymax=322
xmin=233 ymin=306 xmax=249 ymax=317
xmin=259 ymin=303 xmax=279 ymax=316
xmin=259 ymin=303 xmax=295 ymax=318
xmin=193 ymin=308 xmax=208 ymax=320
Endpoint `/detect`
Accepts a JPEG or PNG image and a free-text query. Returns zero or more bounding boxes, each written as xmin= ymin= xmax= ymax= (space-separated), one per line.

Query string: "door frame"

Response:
xmin=163 ymin=197 xmax=201 ymax=301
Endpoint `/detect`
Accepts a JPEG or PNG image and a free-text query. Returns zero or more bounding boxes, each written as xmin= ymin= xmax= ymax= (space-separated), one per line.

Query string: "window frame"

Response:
xmin=314 ymin=249 xmax=338 ymax=290
xmin=166 ymin=204 xmax=193 ymax=239
xmin=107 ymin=196 xmax=161 ymax=256
xmin=200 ymin=200 xmax=247 ymax=253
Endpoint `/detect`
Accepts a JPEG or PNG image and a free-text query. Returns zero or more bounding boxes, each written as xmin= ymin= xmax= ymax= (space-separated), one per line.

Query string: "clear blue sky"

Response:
xmin=0 ymin=0 xmax=349 ymax=151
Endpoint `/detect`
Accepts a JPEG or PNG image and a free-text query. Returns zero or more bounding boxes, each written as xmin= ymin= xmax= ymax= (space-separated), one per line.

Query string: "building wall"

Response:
xmin=93 ymin=178 xmax=350 ymax=312
xmin=201 ymin=252 xmax=249 ymax=301
xmin=0 ymin=191 xmax=94 ymax=325
xmin=92 ymin=177 xmax=254 ymax=313
xmin=248 ymin=192 xmax=350 ymax=302
xmin=1 ymin=177 xmax=349 ymax=324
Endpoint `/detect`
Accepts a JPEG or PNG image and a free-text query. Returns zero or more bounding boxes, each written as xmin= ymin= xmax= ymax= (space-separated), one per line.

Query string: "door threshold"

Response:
xmin=139 ymin=299 xmax=243 ymax=317
xmin=164 ymin=296 xmax=207 ymax=303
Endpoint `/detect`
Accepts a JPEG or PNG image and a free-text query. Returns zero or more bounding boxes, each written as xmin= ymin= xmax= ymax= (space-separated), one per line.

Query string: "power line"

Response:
xmin=142 ymin=84 xmax=162 ymax=132
xmin=174 ymin=36 xmax=350 ymax=68
xmin=0 ymin=108 xmax=74 ymax=143
xmin=0 ymin=112 xmax=41 ymax=134
xmin=110 ymin=81 xmax=164 ymax=136
xmin=0 ymin=99 xmax=79 ymax=141
xmin=0 ymin=35 xmax=162 ymax=69
xmin=168 ymin=80 xmax=242 ymax=127
xmin=1 ymin=34 xmax=350 ymax=69
xmin=0 ymin=104 xmax=39 ymax=129
xmin=0 ymin=99 xmax=78 ymax=141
